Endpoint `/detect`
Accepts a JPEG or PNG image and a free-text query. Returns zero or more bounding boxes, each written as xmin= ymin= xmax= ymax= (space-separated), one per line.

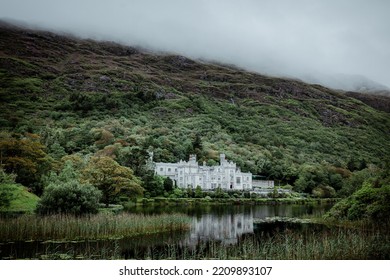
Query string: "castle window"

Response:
xmin=236 ymin=177 xmax=241 ymax=184
xmin=168 ymin=168 xmax=171 ymax=172
xmin=160 ymin=168 xmax=163 ymax=172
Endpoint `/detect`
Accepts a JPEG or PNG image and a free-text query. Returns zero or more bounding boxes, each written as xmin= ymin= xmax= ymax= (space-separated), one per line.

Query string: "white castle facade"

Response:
xmin=154 ymin=154 xmax=253 ymax=191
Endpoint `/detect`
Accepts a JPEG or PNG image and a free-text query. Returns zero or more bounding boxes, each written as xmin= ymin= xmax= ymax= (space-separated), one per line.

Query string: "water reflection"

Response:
xmin=188 ymin=212 xmax=254 ymax=245
xmin=184 ymin=203 xmax=331 ymax=245
xmin=0 ymin=203 xmax=334 ymax=259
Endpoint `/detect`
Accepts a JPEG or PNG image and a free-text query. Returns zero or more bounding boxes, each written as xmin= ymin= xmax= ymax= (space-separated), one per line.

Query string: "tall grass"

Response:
xmin=0 ymin=213 xmax=190 ymax=242
xmin=149 ymin=228 xmax=389 ymax=260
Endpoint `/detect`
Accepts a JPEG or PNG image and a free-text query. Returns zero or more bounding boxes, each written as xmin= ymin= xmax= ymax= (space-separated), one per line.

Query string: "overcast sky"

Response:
xmin=1 ymin=0 xmax=389 ymax=89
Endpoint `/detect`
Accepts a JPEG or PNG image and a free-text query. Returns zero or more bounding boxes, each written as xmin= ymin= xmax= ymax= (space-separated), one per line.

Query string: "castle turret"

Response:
xmin=220 ymin=154 xmax=226 ymax=165
xmin=189 ymin=154 xmax=197 ymax=164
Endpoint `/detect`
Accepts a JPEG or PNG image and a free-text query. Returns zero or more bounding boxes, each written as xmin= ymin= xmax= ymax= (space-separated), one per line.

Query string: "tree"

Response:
xmin=0 ymin=133 xmax=52 ymax=194
xmin=116 ymin=145 xmax=150 ymax=176
xmin=294 ymin=164 xmax=327 ymax=193
xmin=187 ymin=133 xmax=203 ymax=161
xmin=36 ymin=161 xmax=101 ymax=215
xmin=141 ymin=171 xmax=164 ymax=197
xmin=0 ymin=168 xmax=16 ymax=209
xmin=195 ymin=185 xmax=203 ymax=198
xmin=0 ymin=184 xmax=14 ymax=209
xmin=163 ymin=177 xmax=174 ymax=193
xmin=83 ymin=156 xmax=143 ymax=207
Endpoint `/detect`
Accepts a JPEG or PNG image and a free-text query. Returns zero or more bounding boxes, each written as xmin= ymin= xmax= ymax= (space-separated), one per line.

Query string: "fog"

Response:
xmin=1 ymin=0 xmax=389 ymax=89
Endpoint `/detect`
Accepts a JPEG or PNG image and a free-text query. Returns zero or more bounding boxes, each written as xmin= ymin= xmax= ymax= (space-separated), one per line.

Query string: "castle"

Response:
xmin=154 ymin=154 xmax=253 ymax=191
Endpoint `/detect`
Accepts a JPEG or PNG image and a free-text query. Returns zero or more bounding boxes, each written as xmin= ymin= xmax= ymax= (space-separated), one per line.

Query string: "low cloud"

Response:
xmin=1 ymin=0 xmax=390 ymax=88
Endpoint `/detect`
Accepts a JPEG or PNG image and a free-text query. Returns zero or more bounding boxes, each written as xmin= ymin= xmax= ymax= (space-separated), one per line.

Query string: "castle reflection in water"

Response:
xmin=186 ymin=211 xmax=254 ymax=245
xmin=184 ymin=204 xmax=310 ymax=245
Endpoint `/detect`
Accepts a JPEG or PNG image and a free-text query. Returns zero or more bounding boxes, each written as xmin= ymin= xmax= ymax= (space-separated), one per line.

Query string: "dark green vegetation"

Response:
xmin=0 ymin=183 xmax=39 ymax=213
xmin=36 ymin=161 xmax=102 ymax=215
xmin=0 ymin=22 xmax=389 ymax=222
xmin=0 ymin=168 xmax=40 ymax=212
xmin=326 ymin=167 xmax=390 ymax=222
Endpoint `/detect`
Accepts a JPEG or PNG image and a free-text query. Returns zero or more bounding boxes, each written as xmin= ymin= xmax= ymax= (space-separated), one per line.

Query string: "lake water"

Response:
xmin=0 ymin=203 xmax=333 ymax=259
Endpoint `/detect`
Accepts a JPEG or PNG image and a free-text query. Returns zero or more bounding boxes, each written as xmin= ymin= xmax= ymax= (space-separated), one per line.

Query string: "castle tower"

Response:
xmin=220 ymin=154 xmax=226 ymax=165
xmin=189 ymin=154 xmax=197 ymax=164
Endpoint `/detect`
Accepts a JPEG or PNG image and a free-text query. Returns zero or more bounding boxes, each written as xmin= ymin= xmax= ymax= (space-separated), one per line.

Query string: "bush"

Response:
xmin=36 ymin=161 xmax=102 ymax=215
xmin=0 ymin=168 xmax=17 ymax=184
xmin=326 ymin=183 xmax=390 ymax=221
xmin=312 ymin=185 xmax=336 ymax=198
xmin=36 ymin=180 xmax=101 ymax=215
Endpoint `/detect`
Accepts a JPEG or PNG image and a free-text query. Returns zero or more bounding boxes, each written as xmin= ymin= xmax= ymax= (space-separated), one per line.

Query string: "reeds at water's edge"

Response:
xmin=1 ymin=214 xmax=389 ymax=259
xmin=0 ymin=213 xmax=190 ymax=241
xmin=139 ymin=226 xmax=389 ymax=260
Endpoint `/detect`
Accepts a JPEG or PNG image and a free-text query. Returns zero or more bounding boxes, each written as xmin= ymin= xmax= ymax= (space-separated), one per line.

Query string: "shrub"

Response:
xmin=36 ymin=180 xmax=101 ymax=215
xmin=36 ymin=161 xmax=102 ymax=215
xmin=312 ymin=185 xmax=336 ymax=198
xmin=326 ymin=183 xmax=390 ymax=221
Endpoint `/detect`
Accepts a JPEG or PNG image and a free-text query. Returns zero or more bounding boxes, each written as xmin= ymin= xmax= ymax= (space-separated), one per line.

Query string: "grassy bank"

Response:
xmin=0 ymin=213 xmax=190 ymax=242
xmin=0 ymin=184 xmax=40 ymax=213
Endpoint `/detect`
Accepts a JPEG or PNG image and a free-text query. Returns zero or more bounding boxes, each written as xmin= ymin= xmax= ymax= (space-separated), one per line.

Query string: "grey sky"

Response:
xmin=1 ymin=0 xmax=389 ymax=88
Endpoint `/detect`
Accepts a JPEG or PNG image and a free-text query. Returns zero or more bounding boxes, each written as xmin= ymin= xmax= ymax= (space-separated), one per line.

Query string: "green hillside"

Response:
xmin=0 ymin=21 xmax=389 ymax=198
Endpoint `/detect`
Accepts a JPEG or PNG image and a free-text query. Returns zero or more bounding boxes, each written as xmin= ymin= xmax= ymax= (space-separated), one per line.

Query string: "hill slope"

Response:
xmin=0 ymin=22 xmax=389 ymax=193
xmin=0 ymin=183 xmax=40 ymax=213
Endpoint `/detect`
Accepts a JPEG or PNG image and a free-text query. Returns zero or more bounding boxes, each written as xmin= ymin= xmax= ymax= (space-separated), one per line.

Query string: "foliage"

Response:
xmin=141 ymin=171 xmax=165 ymax=198
xmin=327 ymin=180 xmax=390 ymax=221
xmin=0 ymin=183 xmax=40 ymax=212
xmin=1 ymin=23 xmax=390 ymax=201
xmin=337 ymin=168 xmax=375 ymax=197
xmin=82 ymin=156 xmax=143 ymax=207
xmin=194 ymin=185 xmax=203 ymax=198
xmin=0 ymin=133 xmax=51 ymax=194
xmin=36 ymin=162 xmax=101 ymax=215
xmin=0 ymin=184 xmax=14 ymax=209
xmin=312 ymin=185 xmax=336 ymax=198
xmin=170 ymin=187 xmax=187 ymax=198
xmin=163 ymin=176 xmax=174 ymax=192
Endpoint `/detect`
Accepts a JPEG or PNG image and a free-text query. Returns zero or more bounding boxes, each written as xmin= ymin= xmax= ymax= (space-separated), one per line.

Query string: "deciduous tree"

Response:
xmin=83 ymin=156 xmax=143 ymax=207
xmin=0 ymin=133 xmax=51 ymax=194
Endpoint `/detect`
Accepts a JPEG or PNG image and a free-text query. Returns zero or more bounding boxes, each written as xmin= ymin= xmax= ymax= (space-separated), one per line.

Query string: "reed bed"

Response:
xmin=142 ymin=227 xmax=389 ymax=260
xmin=0 ymin=213 xmax=190 ymax=242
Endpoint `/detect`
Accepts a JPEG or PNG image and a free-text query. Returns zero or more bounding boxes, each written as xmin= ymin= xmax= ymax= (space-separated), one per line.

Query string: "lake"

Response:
xmin=0 ymin=203 xmax=335 ymax=259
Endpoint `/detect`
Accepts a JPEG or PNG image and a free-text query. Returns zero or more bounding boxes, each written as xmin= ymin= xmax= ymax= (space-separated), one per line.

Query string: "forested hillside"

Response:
xmin=1 ymin=21 xmax=389 ymax=201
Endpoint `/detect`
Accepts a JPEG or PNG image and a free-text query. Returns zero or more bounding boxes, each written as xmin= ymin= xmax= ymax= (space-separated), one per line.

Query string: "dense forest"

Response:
xmin=1 ymin=21 xmax=389 ymax=220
